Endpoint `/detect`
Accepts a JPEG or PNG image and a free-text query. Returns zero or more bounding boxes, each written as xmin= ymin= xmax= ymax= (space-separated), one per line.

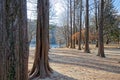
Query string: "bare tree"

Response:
xmin=28 ymin=19 xmax=36 ymax=44
xmin=55 ymin=27 xmax=66 ymax=47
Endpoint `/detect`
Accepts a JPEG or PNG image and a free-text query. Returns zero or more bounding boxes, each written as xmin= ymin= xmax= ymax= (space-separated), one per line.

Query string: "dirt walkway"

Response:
xmin=29 ymin=48 xmax=120 ymax=80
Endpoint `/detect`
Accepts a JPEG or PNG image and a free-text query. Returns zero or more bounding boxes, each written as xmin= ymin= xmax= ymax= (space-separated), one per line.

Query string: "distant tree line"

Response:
xmin=60 ymin=0 xmax=120 ymax=57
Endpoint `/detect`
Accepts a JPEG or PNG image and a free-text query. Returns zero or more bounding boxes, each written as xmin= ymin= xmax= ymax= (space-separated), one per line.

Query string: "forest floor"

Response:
xmin=29 ymin=45 xmax=120 ymax=80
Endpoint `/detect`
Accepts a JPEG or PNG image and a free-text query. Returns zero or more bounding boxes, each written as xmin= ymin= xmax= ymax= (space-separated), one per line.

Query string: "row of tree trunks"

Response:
xmin=29 ymin=0 xmax=52 ymax=79
xmin=66 ymin=0 xmax=105 ymax=57
xmin=0 ymin=0 xmax=29 ymax=80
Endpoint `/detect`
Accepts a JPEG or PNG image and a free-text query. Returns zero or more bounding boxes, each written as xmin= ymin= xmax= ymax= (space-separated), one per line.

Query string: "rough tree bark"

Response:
xmin=66 ymin=0 xmax=70 ymax=48
xmin=70 ymin=0 xmax=73 ymax=48
xmin=0 ymin=0 xmax=29 ymax=80
xmin=94 ymin=0 xmax=99 ymax=47
xmin=84 ymin=0 xmax=90 ymax=53
xmin=78 ymin=0 xmax=82 ymax=50
xmin=97 ymin=0 xmax=105 ymax=57
xmin=72 ymin=0 xmax=76 ymax=48
xmin=29 ymin=0 xmax=52 ymax=79
xmin=0 ymin=1 xmax=7 ymax=79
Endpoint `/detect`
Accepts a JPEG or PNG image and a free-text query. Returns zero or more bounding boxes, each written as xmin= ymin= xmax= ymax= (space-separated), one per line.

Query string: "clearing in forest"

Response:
xmin=29 ymin=48 xmax=120 ymax=80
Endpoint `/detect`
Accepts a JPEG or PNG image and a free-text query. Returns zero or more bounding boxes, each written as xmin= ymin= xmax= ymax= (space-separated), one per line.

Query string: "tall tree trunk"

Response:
xmin=0 ymin=0 xmax=29 ymax=80
xmin=66 ymin=0 xmax=70 ymax=48
xmin=70 ymin=0 xmax=73 ymax=48
xmin=0 ymin=1 xmax=7 ymax=79
xmin=19 ymin=1 xmax=29 ymax=79
xmin=72 ymin=0 xmax=76 ymax=48
xmin=29 ymin=0 xmax=52 ymax=79
xmin=78 ymin=0 xmax=82 ymax=50
xmin=94 ymin=0 xmax=99 ymax=47
xmin=84 ymin=0 xmax=90 ymax=53
xmin=97 ymin=0 xmax=105 ymax=57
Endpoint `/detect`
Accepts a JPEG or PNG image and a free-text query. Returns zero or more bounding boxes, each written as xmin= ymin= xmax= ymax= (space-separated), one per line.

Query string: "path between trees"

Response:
xmin=29 ymin=48 xmax=120 ymax=80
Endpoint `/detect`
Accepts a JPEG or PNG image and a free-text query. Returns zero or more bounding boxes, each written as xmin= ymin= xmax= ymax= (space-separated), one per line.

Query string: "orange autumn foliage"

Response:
xmin=72 ymin=29 xmax=98 ymax=42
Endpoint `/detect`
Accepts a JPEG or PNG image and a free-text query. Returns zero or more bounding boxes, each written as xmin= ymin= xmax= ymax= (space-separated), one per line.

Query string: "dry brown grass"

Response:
xmin=28 ymin=45 xmax=120 ymax=80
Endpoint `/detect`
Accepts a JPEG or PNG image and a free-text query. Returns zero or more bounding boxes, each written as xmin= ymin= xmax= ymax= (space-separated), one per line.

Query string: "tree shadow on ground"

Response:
xmin=50 ymin=48 xmax=120 ymax=64
xmin=49 ymin=49 xmax=120 ymax=74
xmin=32 ymin=71 xmax=77 ymax=80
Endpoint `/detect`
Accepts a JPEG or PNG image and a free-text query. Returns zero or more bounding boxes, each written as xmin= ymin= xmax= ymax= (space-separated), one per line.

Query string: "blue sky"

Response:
xmin=113 ymin=0 xmax=120 ymax=13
